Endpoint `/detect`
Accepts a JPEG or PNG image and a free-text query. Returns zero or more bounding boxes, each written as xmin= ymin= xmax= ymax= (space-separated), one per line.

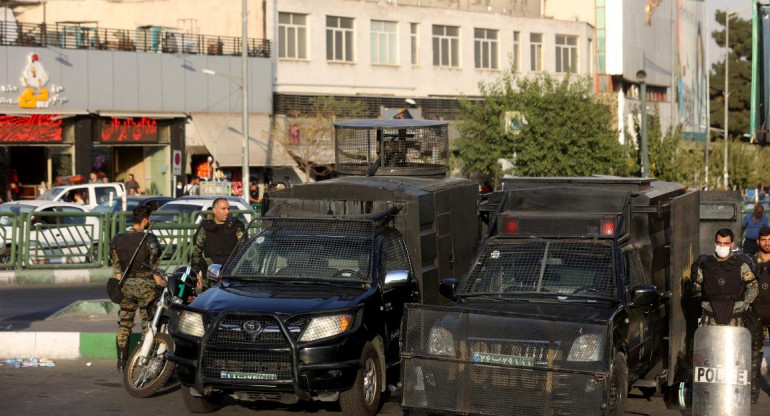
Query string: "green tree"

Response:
xmin=456 ymin=69 xmax=627 ymax=180
xmin=710 ymin=10 xmax=752 ymax=140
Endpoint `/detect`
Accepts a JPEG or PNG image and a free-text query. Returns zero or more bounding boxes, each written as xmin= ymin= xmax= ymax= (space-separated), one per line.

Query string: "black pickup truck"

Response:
xmin=168 ymin=211 xmax=418 ymax=414
xmin=400 ymin=177 xmax=699 ymax=416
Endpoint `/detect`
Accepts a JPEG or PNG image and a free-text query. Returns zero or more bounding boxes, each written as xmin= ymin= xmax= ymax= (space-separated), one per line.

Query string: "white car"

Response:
xmin=152 ymin=196 xmax=254 ymax=258
xmin=37 ymin=183 xmax=126 ymax=210
xmin=0 ymin=200 xmax=100 ymax=264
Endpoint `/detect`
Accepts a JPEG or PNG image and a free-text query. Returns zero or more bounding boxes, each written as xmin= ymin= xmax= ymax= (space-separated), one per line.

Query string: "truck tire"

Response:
xmin=181 ymin=386 xmax=224 ymax=413
xmin=609 ymin=352 xmax=628 ymax=415
xmin=340 ymin=341 xmax=382 ymax=416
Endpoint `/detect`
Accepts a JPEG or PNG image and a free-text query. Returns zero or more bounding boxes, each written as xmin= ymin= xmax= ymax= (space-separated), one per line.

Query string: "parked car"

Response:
xmin=154 ymin=196 xmax=253 ymax=224
xmin=92 ymin=195 xmax=176 ymax=232
xmin=0 ymin=200 xmax=100 ymax=264
xmin=37 ymin=183 xmax=126 ymax=210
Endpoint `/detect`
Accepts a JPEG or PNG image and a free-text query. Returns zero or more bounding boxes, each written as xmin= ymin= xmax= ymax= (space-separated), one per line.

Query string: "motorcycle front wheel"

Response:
xmin=123 ymin=333 xmax=176 ymax=398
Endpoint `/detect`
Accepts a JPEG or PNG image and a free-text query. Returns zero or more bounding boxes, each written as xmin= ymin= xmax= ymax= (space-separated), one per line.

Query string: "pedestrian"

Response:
xmin=692 ymin=228 xmax=758 ymax=327
xmin=248 ymin=179 xmax=261 ymax=205
xmin=8 ymin=181 xmax=20 ymax=201
xmin=743 ymin=204 xmax=769 ymax=255
xmin=37 ymin=181 xmax=48 ymax=197
xmin=88 ymin=172 xmax=99 ymax=183
xmin=748 ymin=226 xmax=770 ymax=403
xmin=191 ymin=198 xmax=247 ymax=291
xmin=175 ymin=180 xmax=183 ymax=198
xmin=189 ymin=177 xmax=200 ymax=196
xmin=109 ymin=206 xmax=165 ymax=373
xmin=102 ymin=176 xmax=109 ymax=183
xmin=125 ymin=174 xmax=140 ymax=195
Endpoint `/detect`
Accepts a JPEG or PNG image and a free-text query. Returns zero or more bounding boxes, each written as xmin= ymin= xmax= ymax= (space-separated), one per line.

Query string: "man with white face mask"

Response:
xmin=692 ymin=228 xmax=758 ymax=327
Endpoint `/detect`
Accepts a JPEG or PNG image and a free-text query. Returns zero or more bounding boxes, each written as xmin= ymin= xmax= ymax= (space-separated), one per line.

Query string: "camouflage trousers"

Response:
xmin=116 ymin=278 xmax=158 ymax=349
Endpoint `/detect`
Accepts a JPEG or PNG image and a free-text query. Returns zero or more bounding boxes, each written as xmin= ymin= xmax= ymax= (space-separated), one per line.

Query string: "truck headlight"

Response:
xmin=567 ymin=334 xmax=603 ymax=362
xmin=428 ymin=327 xmax=455 ymax=357
xmin=299 ymin=314 xmax=354 ymax=342
xmin=178 ymin=311 xmax=206 ymax=338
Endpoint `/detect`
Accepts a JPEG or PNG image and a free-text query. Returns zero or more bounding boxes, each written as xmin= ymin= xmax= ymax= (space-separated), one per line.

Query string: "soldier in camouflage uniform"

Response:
xmin=110 ymin=206 xmax=164 ymax=373
xmin=191 ymin=198 xmax=247 ymax=291
xmin=692 ymin=228 xmax=758 ymax=327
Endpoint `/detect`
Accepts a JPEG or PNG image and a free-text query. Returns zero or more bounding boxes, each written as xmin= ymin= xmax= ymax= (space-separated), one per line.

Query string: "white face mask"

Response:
xmin=715 ymin=245 xmax=732 ymax=259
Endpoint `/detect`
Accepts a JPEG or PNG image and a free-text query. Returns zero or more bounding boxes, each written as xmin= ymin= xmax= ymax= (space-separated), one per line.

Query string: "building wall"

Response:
xmin=270 ymin=0 xmax=593 ymax=98
xmin=0 ymin=46 xmax=272 ymax=114
xmin=10 ymin=0 xmax=268 ymax=39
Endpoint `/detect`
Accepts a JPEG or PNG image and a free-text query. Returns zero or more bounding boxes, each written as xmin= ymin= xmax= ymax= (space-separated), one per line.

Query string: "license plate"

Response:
xmin=220 ymin=371 xmax=277 ymax=380
xmin=472 ymin=352 xmax=535 ymax=367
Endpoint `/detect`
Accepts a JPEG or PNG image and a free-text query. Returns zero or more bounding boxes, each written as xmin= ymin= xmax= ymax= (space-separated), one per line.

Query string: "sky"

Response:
xmin=707 ymin=0 xmax=752 ymax=65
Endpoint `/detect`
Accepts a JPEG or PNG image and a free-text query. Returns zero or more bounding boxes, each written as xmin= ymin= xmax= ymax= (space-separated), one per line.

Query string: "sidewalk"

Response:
xmin=0 ymin=298 xmax=139 ymax=360
xmin=0 ymin=267 xmax=113 ymax=286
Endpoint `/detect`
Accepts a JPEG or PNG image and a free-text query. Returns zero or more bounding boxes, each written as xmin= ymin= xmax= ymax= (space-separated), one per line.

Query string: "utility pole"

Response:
xmin=241 ymin=0 xmax=250 ymax=206
xmin=724 ymin=12 xmax=730 ymax=190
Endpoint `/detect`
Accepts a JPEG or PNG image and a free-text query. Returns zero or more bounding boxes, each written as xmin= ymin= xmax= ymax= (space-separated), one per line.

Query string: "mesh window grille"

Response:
xmin=401 ymin=305 xmax=610 ymax=415
xmin=334 ymin=119 xmax=449 ymax=176
xmin=460 ymin=240 xmax=616 ymax=298
xmin=222 ymin=217 xmax=375 ymax=283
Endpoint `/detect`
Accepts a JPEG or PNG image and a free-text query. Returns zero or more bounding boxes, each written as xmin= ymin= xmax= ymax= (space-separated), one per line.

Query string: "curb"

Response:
xmin=0 ymin=332 xmax=140 ymax=359
xmin=0 ymin=268 xmax=113 ymax=286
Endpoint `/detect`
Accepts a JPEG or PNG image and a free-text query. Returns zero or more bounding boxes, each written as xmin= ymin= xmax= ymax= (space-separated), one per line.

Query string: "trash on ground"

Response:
xmin=86 ymin=362 xmax=92 ymax=366
xmin=1 ymin=357 xmax=55 ymax=368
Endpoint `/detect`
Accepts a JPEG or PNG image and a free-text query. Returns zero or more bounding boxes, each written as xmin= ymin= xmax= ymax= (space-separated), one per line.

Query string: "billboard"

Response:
xmin=677 ymin=0 xmax=708 ymax=141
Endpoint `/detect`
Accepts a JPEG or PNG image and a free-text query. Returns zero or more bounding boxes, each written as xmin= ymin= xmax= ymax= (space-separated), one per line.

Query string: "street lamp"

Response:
xmin=636 ymin=70 xmax=648 ymax=178
xmin=200 ymin=0 xmax=250 ymax=207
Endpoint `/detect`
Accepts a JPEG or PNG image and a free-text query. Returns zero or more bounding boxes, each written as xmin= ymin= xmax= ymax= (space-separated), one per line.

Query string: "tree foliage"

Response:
xmin=273 ymin=97 xmax=367 ymax=181
xmin=710 ymin=10 xmax=752 ymax=139
xmin=455 ymin=69 xmax=628 ymax=181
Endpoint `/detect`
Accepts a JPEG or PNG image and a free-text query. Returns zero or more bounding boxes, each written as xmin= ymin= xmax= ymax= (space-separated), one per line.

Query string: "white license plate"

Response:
xmin=220 ymin=371 xmax=277 ymax=380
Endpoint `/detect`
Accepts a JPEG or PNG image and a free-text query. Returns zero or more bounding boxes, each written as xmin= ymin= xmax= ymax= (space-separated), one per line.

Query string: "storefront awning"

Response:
xmin=97 ymin=111 xmax=188 ymax=119
xmin=187 ymin=113 xmax=297 ymax=167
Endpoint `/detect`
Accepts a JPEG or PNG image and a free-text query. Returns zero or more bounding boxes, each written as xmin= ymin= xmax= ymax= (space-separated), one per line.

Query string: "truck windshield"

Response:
xmin=223 ymin=233 xmax=373 ymax=283
xmin=459 ymin=240 xmax=616 ymax=299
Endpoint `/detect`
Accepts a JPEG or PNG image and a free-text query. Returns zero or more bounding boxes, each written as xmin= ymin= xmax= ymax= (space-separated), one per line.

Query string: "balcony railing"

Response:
xmin=0 ymin=21 xmax=272 ymax=57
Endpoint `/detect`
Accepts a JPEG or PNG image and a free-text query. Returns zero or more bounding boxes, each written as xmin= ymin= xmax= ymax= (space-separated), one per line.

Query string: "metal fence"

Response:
xmin=0 ymin=21 xmax=271 ymax=57
xmin=0 ymin=208 xmax=258 ymax=270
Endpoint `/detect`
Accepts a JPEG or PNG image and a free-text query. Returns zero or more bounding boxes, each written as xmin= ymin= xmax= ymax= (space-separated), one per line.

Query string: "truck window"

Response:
xmin=462 ymin=240 xmax=616 ymax=298
xmin=380 ymin=231 xmax=411 ymax=279
xmin=95 ymin=187 xmax=118 ymax=204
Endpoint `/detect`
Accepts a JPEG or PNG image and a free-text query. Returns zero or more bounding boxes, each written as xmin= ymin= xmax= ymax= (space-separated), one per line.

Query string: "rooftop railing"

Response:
xmin=0 ymin=21 xmax=272 ymax=57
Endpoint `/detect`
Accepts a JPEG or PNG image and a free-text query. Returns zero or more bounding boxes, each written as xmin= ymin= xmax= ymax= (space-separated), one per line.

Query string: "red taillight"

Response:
xmin=601 ymin=218 xmax=615 ymax=236
xmin=504 ymin=218 xmax=518 ymax=235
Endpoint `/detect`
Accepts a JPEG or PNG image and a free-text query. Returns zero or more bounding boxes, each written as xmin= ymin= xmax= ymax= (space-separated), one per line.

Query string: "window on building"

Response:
xmin=278 ymin=12 xmax=308 ymax=59
xmin=530 ymin=33 xmax=543 ymax=72
xmin=513 ymin=31 xmax=520 ymax=71
xmin=371 ymin=20 xmax=397 ymax=65
xmin=411 ymin=23 xmax=419 ymax=66
xmin=555 ymin=35 xmax=578 ymax=73
xmin=432 ymin=25 xmax=460 ymax=68
xmin=326 ymin=16 xmax=354 ymax=62
xmin=474 ymin=28 xmax=498 ymax=69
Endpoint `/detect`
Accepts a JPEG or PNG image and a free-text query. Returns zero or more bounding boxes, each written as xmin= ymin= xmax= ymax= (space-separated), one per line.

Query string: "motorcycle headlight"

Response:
xmin=299 ymin=314 xmax=354 ymax=342
xmin=428 ymin=327 xmax=455 ymax=357
xmin=178 ymin=311 xmax=206 ymax=338
xmin=567 ymin=334 xmax=603 ymax=362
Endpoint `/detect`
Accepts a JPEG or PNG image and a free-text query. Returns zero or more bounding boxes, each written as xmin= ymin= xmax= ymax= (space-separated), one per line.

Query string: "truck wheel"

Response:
xmin=609 ymin=352 xmax=628 ymax=415
xmin=340 ymin=341 xmax=382 ymax=416
xmin=181 ymin=386 xmax=224 ymax=413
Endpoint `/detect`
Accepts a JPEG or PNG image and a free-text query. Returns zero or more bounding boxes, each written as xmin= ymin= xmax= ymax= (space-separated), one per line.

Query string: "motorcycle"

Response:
xmin=122 ymin=265 xmax=200 ymax=398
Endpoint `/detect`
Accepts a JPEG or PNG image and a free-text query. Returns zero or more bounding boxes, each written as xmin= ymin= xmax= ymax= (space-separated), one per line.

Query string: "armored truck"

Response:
xmin=400 ymin=177 xmax=699 ymax=416
xmin=167 ymin=119 xmax=480 ymax=415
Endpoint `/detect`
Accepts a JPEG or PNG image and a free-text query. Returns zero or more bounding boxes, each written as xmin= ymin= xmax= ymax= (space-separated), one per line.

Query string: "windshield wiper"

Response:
xmin=455 ymin=293 xmax=508 ymax=302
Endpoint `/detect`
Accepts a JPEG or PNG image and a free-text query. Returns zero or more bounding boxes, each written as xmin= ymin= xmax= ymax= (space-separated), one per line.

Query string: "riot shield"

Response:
xmin=692 ymin=326 xmax=752 ymax=416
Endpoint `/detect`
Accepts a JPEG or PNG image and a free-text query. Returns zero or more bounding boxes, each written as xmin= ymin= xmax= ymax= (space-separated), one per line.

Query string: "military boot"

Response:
xmin=751 ymin=348 xmax=763 ymax=404
xmin=116 ymin=340 xmax=129 ymax=374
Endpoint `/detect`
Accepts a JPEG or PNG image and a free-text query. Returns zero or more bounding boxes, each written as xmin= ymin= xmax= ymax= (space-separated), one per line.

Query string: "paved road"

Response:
xmin=0 ymin=282 xmax=106 ymax=330
xmin=3 ymin=359 xmax=770 ymax=416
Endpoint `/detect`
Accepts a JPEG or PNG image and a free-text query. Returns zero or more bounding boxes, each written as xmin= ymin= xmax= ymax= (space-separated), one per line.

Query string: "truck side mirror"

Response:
xmin=207 ymin=264 xmax=222 ymax=281
xmin=439 ymin=278 xmax=458 ymax=301
xmin=384 ymin=270 xmax=410 ymax=289
xmin=632 ymin=285 xmax=660 ymax=306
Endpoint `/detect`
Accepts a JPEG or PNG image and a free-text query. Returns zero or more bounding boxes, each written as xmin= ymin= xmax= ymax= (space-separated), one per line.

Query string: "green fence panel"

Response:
xmin=0 ymin=212 xmax=19 ymax=270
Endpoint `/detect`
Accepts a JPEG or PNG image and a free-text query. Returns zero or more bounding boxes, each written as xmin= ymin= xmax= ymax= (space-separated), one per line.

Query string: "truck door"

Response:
xmin=625 ymin=250 xmax=663 ymax=375
xmin=380 ymin=230 xmax=418 ymax=360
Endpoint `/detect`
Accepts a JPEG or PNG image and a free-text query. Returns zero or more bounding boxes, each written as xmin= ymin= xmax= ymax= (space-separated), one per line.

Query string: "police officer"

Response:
xmin=692 ymin=228 xmax=758 ymax=327
xmin=109 ymin=206 xmax=164 ymax=373
xmin=191 ymin=198 xmax=247 ymax=290
xmin=749 ymin=226 xmax=770 ymax=403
